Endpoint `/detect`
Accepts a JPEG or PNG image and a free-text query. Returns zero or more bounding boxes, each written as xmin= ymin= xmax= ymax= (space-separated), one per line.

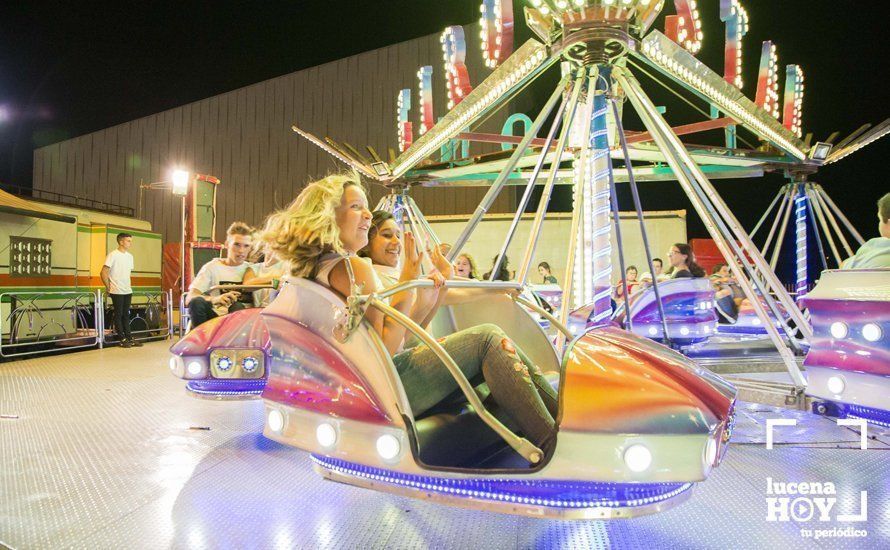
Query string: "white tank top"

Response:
xmin=314 ymin=253 xmax=388 ymax=302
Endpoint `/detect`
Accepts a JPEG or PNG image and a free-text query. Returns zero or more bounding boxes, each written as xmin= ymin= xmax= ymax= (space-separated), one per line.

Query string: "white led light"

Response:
xmin=187 ymin=361 xmax=203 ymax=376
xmin=216 ymin=356 xmax=233 ymax=371
xmin=624 ymin=444 xmax=652 ymax=473
xmin=752 ymin=317 xmax=762 ymax=326
xmin=705 ymin=437 xmax=718 ymax=467
xmin=316 ymin=423 xmax=337 ymax=448
xmin=268 ymin=409 xmax=285 ymax=433
xmin=169 ymin=357 xmax=178 ymax=372
xmin=680 ymin=326 xmax=691 ymax=336
xmin=647 ymin=326 xmax=658 ymax=336
xmin=376 ymin=434 xmax=401 ymax=461
xmin=862 ymin=323 xmax=883 ymax=342
xmin=242 ymin=356 xmax=259 ymax=373
xmin=826 ymin=376 xmax=845 ymax=396
xmin=829 ymin=322 xmax=848 ymax=339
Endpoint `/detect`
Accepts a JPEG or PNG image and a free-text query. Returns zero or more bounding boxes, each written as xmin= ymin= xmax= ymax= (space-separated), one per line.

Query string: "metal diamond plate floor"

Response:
xmin=1 ymin=342 xmax=888 ymax=549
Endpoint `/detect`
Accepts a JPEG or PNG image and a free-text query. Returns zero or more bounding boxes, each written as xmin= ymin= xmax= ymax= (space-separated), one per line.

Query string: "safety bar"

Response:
xmin=206 ymin=284 xmax=276 ymax=294
xmin=513 ymin=295 xmax=573 ymax=341
xmin=365 ymin=296 xmax=544 ymax=464
xmin=372 ymin=279 xmax=520 ymax=302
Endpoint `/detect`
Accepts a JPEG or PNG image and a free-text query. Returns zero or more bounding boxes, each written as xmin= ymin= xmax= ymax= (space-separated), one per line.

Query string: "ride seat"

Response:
xmin=427 ymin=292 xmax=561 ymax=377
xmin=413 ymin=372 xmax=560 ymax=468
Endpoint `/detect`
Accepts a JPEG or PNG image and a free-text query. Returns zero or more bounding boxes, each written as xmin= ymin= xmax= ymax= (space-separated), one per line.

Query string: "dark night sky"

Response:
xmin=1 ymin=1 xmax=887 ymax=256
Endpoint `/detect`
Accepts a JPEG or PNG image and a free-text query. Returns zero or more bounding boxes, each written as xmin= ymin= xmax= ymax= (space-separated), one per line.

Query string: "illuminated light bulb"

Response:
xmin=376 ymin=434 xmax=401 ymax=460
xmin=187 ymin=361 xmax=203 ymax=376
xmin=168 ymin=357 xmax=178 ymax=371
xmin=862 ymin=323 xmax=883 ymax=342
xmin=316 ymin=423 xmax=337 ymax=448
xmin=705 ymin=437 xmax=718 ymax=466
xmin=826 ymin=376 xmax=845 ymax=396
xmin=624 ymin=444 xmax=652 ymax=472
xmin=267 ymin=409 xmax=285 ymax=433
xmin=829 ymin=322 xmax=848 ymax=339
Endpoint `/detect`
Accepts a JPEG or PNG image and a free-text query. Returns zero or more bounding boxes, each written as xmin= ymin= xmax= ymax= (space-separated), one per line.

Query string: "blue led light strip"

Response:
xmin=311 ymin=455 xmax=693 ymax=509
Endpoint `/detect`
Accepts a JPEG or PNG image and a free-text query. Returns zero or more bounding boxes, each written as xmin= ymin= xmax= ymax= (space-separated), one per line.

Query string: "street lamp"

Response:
xmin=171 ymin=169 xmax=190 ymax=196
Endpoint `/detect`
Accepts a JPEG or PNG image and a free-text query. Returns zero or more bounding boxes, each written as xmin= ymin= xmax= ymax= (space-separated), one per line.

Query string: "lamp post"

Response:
xmin=137 ymin=168 xmax=191 ymax=296
xmin=170 ymin=170 xmax=191 ymax=298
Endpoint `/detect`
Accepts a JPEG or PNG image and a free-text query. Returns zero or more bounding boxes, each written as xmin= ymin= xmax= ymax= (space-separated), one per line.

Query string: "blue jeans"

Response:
xmin=393 ymin=324 xmax=557 ymax=447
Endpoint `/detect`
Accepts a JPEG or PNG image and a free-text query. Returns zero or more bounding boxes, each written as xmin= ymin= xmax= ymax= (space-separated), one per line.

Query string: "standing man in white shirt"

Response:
xmin=185 ymin=222 xmax=254 ymax=329
xmin=101 ymin=233 xmax=142 ymax=348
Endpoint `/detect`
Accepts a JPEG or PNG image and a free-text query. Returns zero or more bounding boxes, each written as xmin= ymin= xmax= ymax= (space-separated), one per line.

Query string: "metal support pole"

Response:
xmin=807 ymin=185 xmax=843 ymax=267
xmin=407 ymin=196 xmax=443 ymax=248
xmin=610 ymin=93 xmax=672 ymax=345
xmin=761 ymin=186 xmax=792 ymax=261
xmin=180 ymin=196 xmax=187 ymax=297
xmin=617 ymin=67 xmax=806 ymax=386
xmin=805 ymin=187 xmax=829 ymax=272
xmin=448 ymin=76 xmax=571 ymax=262
xmin=770 ymin=189 xmax=795 ymax=271
xmin=618 ymin=72 xmax=808 ymax=347
xmin=557 ymin=156 xmax=587 ymax=351
xmin=816 ymin=184 xmax=865 ymax=246
xmin=490 ymin=83 xmax=571 ymax=281
xmin=96 ymin=289 xmax=104 ymax=348
xmin=750 ymin=185 xmax=786 ymax=240
xmin=605 ymin=130 xmax=632 ymax=331
xmin=812 ymin=186 xmax=855 ymax=258
xmin=518 ymin=70 xmax=587 ymax=285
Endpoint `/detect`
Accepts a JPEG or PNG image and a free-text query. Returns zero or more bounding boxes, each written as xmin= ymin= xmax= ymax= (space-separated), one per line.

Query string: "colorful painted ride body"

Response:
xmin=169 ymin=308 xmax=270 ymax=397
xmin=802 ymin=269 xmax=890 ymax=425
xmin=260 ymin=277 xmax=736 ymax=518
xmin=572 ymin=278 xmax=717 ymax=346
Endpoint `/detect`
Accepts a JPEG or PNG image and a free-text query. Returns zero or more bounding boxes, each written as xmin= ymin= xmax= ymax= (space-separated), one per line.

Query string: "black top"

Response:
xmin=671 ymin=269 xmax=693 ymax=279
xmin=543 ymin=275 xmax=558 ymax=284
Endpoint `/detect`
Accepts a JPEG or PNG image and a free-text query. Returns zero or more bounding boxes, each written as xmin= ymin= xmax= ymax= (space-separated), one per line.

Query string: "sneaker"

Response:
xmin=120 ymin=340 xmax=134 ymax=348
xmin=130 ymin=339 xmax=144 ymax=347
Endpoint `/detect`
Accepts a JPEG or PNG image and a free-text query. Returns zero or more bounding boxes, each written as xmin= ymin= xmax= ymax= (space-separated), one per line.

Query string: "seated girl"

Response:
xmin=259 ymin=175 xmax=557 ymax=453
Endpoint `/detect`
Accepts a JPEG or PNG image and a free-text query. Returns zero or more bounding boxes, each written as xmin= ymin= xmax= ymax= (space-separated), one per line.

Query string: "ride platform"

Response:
xmin=1 ymin=342 xmax=886 ymax=548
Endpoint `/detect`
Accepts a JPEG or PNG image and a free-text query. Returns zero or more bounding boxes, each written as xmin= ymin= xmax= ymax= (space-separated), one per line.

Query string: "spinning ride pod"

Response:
xmin=803 ymin=269 xmax=890 ymax=427
xmin=609 ymin=278 xmax=718 ymax=347
xmin=168 ymin=282 xmax=276 ymax=398
xmin=169 ymin=307 xmax=271 ymax=398
xmin=261 ymin=277 xmax=736 ymax=518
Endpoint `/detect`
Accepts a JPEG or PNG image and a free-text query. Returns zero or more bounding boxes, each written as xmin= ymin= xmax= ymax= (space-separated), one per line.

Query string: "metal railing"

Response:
xmin=0 ymin=183 xmax=135 ymax=217
xmin=1 ymin=290 xmax=103 ymax=358
xmin=1 ymin=289 xmax=173 ymax=359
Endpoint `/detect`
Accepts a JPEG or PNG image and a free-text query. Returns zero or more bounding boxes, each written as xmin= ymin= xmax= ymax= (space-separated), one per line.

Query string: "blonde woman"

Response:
xmin=260 ymin=174 xmax=556 ymax=452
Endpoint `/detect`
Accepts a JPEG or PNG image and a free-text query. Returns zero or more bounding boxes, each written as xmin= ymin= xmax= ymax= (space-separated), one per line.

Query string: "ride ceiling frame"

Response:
xmin=291 ymin=1 xmax=890 ymax=389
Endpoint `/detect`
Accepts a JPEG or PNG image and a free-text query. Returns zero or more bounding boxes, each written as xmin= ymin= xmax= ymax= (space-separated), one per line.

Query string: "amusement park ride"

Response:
xmin=169 ymin=0 xmax=888 ymax=517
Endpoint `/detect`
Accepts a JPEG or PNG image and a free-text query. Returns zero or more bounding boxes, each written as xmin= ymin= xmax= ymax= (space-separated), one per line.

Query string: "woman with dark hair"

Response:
xmin=484 ymin=254 xmax=512 ymax=281
xmin=667 ymin=243 xmax=706 ymax=278
xmin=537 ymin=262 xmax=558 ymax=284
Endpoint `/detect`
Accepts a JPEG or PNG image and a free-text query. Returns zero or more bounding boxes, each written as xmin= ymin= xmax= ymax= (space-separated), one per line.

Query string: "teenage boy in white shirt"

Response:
xmin=185 ymin=222 xmax=254 ymax=328
xmin=101 ymin=233 xmax=141 ymax=347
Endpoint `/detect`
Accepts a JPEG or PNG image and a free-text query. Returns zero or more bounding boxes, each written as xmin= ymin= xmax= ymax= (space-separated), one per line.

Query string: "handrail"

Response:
xmin=513 ymin=295 xmax=573 ymax=341
xmin=365 ymin=296 xmax=544 ymax=464
xmin=373 ymin=279 xmax=520 ymax=301
xmin=206 ymin=284 xmax=275 ymax=293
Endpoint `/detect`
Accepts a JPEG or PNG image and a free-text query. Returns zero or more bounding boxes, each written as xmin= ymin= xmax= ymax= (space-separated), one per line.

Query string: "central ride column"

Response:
xmin=582 ymin=64 xmax=614 ymax=326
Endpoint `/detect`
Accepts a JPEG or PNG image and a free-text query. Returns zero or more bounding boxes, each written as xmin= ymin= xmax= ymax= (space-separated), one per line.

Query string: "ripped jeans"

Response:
xmin=392 ymin=323 xmax=557 ymax=448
